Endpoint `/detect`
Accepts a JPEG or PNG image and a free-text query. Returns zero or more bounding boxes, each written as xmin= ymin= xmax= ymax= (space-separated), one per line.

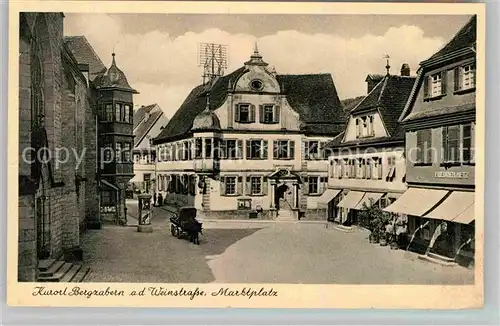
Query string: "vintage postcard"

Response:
xmin=7 ymin=1 xmax=485 ymax=308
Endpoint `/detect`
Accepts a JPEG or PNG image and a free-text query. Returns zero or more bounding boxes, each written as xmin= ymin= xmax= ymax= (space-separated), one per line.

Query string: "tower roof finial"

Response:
xmin=254 ymin=41 xmax=259 ymax=54
xmin=384 ymin=54 xmax=391 ymax=75
xmin=111 ymin=52 xmax=116 ymax=66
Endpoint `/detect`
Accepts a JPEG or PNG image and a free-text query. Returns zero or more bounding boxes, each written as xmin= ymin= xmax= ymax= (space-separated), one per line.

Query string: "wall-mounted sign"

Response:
xmin=434 ymin=171 xmax=469 ymax=179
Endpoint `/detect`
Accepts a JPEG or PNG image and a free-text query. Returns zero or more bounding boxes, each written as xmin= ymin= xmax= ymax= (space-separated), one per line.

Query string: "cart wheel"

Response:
xmin=176 ymin=228 xmax=182 ymax=238
xmin=170 ymin=224 xmax=176 ymax=236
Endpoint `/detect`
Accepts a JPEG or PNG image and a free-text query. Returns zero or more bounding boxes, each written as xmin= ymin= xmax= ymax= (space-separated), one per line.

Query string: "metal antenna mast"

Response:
xmin=198 ymin=43 xmax=228 ymax=85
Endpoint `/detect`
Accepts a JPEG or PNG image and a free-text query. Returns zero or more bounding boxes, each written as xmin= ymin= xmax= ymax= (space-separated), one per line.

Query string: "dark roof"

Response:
xmin=402 ymin=102 xmax=475 ymax=123
xmin=425 ymin=15 xmax=476 ymax=62
xmin=134 ymin=104 xmax=157 ymax=129
xmin=326 ymin=74 xmax=415 ymax=148
xmin=64 ymin=36 xmax=107 ymax=81
xmin=155 ymin=69 xmax=346 ymax=143
xmin=365 ymin=74 xmax=385 ymax=82
xmin=93 ymin=53 xmax=138 ymax=93
xmin=341 ymin=96 xmax=365 ymax=113
xmin=134 ymin=110 xmax=164 ymax=148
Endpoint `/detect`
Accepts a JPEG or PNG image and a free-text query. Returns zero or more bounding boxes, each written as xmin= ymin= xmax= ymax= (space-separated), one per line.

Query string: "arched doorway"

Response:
xmin=275 ymin=184 xmax=289 ymax=210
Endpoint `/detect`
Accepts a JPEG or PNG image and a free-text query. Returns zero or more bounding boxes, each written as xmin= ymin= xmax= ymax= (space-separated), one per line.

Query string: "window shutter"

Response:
xmin=262 ymin=140 xmax=268 ymax=159
xmin=220 ymin=176 xmax=226 ymax=195
xmin=274 ymin=105 xmax=280 ymax=123
xmin=289 ymin=141 xmax=295 ymax=159
xmin=245 ymin=176 xmax=251 ymax=195
xmin=250 ymin=105 xmax=256 ymax=122
xmin=235 ymin=105 xmax=240 ymax=122
xmin=442 ymin=127 xmax=448 ymax=162
xmin=262 ymin=177 xmax=268 ymax=195
xmin=369 ymin=116 xmax=375 ymax=136
xmin=423 ymin=75 xmax=429 ymax=98
xmin=304 ymin=141 xmax=310 ymax=159
xmin=237 ymin=176 xmax=243 ymax=195
xmin=424 ymin=129 xmax=432 ymax=164
xmin=272 ymin=141 xmax=277 ymax=159
xmin=303 ymin=177 xmax=309 ymax=195
xmin=454 ymin=67 xmax=461 ymax=91
xmin=219 ymin=139 xmax=227 ymax=159
xmin=246 ymin=140 xmax=251 ymax=159
xmin=471 ymin=122 xmax=476 ymax=163
xmin=441 ymin=70 xmax=447 ymax=95
xmin=378 ymin=159 xmax=382 ymax=179
xmin=416 ymin=130 xmax=424 ymax=162
xmin=356 ymin=118 xmax=360 ymax=137
xmin=259 ymin=105 xmax=264 ymax=123
xmin=237 ymin=140 xmax=243 ymax=159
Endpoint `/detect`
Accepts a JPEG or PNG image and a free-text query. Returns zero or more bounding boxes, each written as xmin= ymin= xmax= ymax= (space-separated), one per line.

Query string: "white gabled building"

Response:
xmin=153 ymin=46 xmax=347 ymax=220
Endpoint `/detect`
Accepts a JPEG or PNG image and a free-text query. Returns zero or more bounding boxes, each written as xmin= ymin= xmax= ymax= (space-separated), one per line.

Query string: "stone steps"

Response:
xmin=37 ymin=259 xmax=91 ymax=282
xmin=276 ymin=210 xmax=295 ymax=222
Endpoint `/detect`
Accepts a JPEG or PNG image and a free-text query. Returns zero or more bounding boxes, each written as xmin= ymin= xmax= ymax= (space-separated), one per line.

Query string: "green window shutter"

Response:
xmin=235 ymin=104 xmax=240 ymax=122
xmin=220 ymin=176 xmax=226 ymax=195
xmin=259 ymin=105 xmax=264 ymax=123
xmin=454 ymin=67 xmax=461 ymax=91
xmin=423 ymin=75 xmax=429 ymax=98
xmin=245 ymin=176 xmax=251 ymax=195
xmin=262 ymin=140 xmax=268 ymax=159
xmin=250 ymin=105 xmax=256 ymax=122
xmin=274 ymin=105 xmax=280 ymax=124
xmin=237 ymin=176 xmax=243 ymax=195
xmin=246 ymin=140 xmax=251 ymax=159
xmin=262 ymin=177 xmax=268 ymax=195
xmin=441 ymin=70 xmax=447 ymax=95
xmin=237 ymin=140 xmax=243 ymax=159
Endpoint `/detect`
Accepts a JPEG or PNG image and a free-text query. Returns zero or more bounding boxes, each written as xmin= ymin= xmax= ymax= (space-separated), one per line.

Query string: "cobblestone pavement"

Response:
xmin=81 ymin=207 xmax=474 ymax=284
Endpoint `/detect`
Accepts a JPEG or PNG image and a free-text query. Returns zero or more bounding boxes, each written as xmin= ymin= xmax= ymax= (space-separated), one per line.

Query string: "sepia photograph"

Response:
xmin=8 ymin=1 xmax=485 ymax=309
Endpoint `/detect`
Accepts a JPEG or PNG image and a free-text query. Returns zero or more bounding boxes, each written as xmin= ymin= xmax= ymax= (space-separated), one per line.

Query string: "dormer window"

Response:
xmin=355 ymin=115 xmax=375 ymax=138
xmin=259 ymin=104 xmax=280 ymax=124
xmin=235 ymin=103 xmax=256 ymax=123
xmin=454 ymin=63 xmax=476 ymax=92
xmin=424 ymin=71 xmax=446 ymax=99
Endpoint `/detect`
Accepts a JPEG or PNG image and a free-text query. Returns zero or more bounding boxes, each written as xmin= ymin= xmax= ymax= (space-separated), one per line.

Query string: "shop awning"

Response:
xmin=424 ymin=191 xmax=475 ymax=223
xmin=337 ymin=191 xmax=365 ymax=209
xmin=100 ymin=179 xmax=119 ymax=191
xmin=317 ymin=189 xmax=341 ymax=205
xmin=383 ymin=188 xmax=449 ymax=216
xmin=354 ymin=192 xmax=384 ymax=210
xmin=452 ymin=204 xmax=475 ymax=224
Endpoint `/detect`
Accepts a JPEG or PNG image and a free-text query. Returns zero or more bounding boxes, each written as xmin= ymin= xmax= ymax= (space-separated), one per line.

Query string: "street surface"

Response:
xmin=80 ymin=203 xmax=474 ymax=284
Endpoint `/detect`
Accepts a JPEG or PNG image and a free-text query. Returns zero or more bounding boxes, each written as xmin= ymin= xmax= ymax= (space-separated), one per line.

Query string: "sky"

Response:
xmin=64 ymin=14 xmax=472 ymax=119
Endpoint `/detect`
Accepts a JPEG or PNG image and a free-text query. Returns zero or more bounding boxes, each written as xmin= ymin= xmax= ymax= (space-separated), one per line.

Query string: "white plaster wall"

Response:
xmin=343 ymin=111 xmax=388 ymax=142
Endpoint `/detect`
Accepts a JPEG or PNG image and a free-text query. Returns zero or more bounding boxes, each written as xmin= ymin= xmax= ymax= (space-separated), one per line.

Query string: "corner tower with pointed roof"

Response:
xmin=95 ymin=53 xmax=139 ymax=225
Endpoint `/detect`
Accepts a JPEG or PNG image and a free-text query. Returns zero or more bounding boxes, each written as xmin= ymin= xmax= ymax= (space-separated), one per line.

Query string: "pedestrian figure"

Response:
xmin=157 ymin=193 xmax=163 ymax=207
xmin=153 ymin=192 xmax=157 ymax=206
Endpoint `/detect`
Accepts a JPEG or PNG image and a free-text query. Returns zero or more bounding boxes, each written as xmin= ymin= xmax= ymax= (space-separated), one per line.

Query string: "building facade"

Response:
xmin=385 ymin=16 xmax=476 ymax=267
xmin=130 ymin=104 xmax=169 ymax=195
xmin=322 ymin=64 xmax=416 ymax=228
xmin=18 ymin=13 xmax=98 ymax=281
xmin=153 ymin=46 xmax=346 ymax=220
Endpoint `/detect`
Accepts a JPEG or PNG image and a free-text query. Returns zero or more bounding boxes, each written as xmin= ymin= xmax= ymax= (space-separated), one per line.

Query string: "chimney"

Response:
xmin=401 ymin=63 xmax=411 ymax=77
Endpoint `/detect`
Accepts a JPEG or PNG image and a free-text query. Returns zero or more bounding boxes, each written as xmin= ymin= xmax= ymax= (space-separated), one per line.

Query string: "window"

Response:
xmin=260 ymin=104 xmax=280 ymax=124
xmin=425 ymin=71 xmax=447 ymax=99
xmin=330 ymin=160 xmax=341 ymax=178
xmin=115 ymin=143 xmax=122 ymax=162
xmin=235 ymin=104 xmax=255 ymax=123
xmin=356 ymin=159 xmax=365 ymax=179
xmin=124 ymin=105 xmax=131 ymax=123
xmin=224 ymin=176 xmax=237 ymax=195
xmin=103 ymin=142 xmax=113 ymax=162
xmin=348 ymin=159 xmax=356 ymax=178
xmin=372 ymin=157 xmax=383 ymax=179
xmin=386 ymin=156 xmax=396 ymax=181
xmin=115 ymin=103 xmax=122 ymax=122
xmin=195 ymin=138 xmax=203 ymax=159
xmin=308 ymin=176 xmax=319 ymax=194
xmin=123 ymin=143 xmax=131 ymax=162
xmin=205 ymin=138 xmax=212 ymax=159
xmin=187 ymin=141 xmax=192 ymax=160
xmin=250 ymin=79 xmax=263 ymax=91
xmin=455 ymin=63 xmax=476 ymax=92
xmin=250 ymin=176 xmax=262 ymax=195
xmin=101 ymin=190 xmax=116 ymax=206
xmin=305 ymin=141 xmax=319 ymax=160
xmin=356 ymin=115 xmax=375 ymax=138
xmin=246 ymin=139 xmax=268 ymax=159
xmin=416 ymin=129 xmax=433 ymax=164
xmin=104 ymin=104 xmax=114 ymax=121
xmin=442 ymin=123 xmax=474 ymax=164
xmin=365 ymin=158 xmax=372 ymax=179
xmin=274 ymin=140 xmax=295 ymax=160
xmin=165 ymin=145 xmax=171 ymax=161
xmin=237 ymin=198 xmax=252 ymax=210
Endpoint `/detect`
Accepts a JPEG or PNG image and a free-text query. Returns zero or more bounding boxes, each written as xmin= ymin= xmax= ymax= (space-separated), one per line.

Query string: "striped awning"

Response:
xmin=384 ymin=188 xmax=449 ymax=216
xmin=337 ymin=191 xmax=365 ymax=209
